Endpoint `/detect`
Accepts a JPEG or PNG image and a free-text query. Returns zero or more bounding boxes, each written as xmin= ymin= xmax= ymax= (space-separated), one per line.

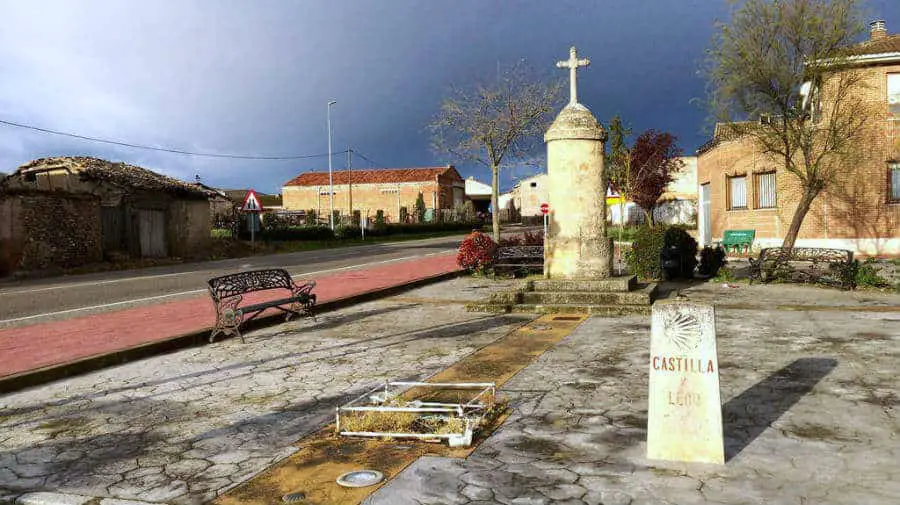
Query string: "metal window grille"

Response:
xmin=756 ymin=172 xmax=776 ymax=208
xmin=889 ymin=74 xmax=900 ymax=116
xmin=729 ymin=176 xmax=747 ymax=209
xmin=891 ymin=163 xmax=900 ymax=201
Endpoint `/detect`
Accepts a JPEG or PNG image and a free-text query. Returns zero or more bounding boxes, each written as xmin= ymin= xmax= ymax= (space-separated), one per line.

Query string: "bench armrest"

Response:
xmin=291 ymin=280 xmax=316 ymax=297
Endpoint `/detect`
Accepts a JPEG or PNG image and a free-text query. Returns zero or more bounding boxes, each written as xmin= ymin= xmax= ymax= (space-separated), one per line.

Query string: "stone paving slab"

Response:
xmin=366 ymin=297 xmax=900 ymax=504
xmin=0 ymin=278 xmax=526 ymax=505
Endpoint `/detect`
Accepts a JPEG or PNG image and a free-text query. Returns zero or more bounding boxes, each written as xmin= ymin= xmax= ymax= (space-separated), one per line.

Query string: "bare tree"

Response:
xmin=706 ymin=0 xmax=872 ymax=250
xmin=429 ymin=62 xmax=564 ymax=241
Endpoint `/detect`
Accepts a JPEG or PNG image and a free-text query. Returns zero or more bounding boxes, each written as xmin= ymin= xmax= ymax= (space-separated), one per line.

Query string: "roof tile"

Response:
xmin=284 ymin=167 xmax=455 ymax=187
xmin=846 ymin=33 xmax=900 ymax=56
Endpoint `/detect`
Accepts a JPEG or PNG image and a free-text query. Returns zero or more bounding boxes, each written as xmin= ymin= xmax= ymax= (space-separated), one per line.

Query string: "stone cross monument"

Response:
xmin=544 ymin=46 xmax=613 ymax=279
xmin=556 ymin=46 xmax=591 ymax=106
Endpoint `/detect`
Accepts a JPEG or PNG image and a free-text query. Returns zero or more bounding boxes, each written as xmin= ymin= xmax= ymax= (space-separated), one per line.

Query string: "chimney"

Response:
xmin=870 ymin=20 xmax=887 ymax=41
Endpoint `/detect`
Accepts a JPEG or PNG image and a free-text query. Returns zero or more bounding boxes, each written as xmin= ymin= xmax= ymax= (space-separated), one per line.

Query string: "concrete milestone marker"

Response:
xmin=647 ymin=302 xmax=724 ymax=464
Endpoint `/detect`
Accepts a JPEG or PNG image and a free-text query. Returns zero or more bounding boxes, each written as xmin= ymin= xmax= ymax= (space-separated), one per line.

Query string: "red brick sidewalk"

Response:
xmin=0 ymin=253 xmax=459 ymax=379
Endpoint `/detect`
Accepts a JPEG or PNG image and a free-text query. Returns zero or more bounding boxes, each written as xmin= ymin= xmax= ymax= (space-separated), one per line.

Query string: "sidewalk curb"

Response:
xmin=0 ymin=269 xmax=464 ymax=396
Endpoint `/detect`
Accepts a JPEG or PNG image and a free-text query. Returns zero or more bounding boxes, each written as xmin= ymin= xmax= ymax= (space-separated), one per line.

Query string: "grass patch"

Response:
xmin=340 ymin=400 xmax=504 ymax=436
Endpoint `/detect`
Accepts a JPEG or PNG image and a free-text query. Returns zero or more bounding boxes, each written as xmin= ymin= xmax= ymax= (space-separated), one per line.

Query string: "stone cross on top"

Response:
xmin=556 ymin=46 xmax=590 ymax=105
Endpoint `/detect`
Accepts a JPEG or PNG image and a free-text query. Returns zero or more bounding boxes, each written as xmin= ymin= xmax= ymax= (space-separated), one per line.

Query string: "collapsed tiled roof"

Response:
xmin=284 ymin=167 xmax=457 ymax=187
xmin=845 ymin=33 xmax=900 ymax=56
xmin=15 ymin=156 xmax=210 ymax=199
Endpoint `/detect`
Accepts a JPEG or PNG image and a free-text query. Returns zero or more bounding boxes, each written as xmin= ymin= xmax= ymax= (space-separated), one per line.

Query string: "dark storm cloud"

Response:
xmin=0 ymin=0 xmax=897 ymax=193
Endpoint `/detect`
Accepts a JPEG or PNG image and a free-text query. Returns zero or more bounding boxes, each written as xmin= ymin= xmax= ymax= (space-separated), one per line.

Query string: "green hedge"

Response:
xmin=254 ymin=221 xmax=476 ymax=242
xmin=625 ymin=225 xmax=698 ymax=280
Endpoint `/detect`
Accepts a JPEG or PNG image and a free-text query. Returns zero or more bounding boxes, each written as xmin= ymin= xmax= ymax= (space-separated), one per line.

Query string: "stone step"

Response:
xmin=527 ymin=276 xmax=636 ymax=293
xmin=466 ymin=302 xmax=651 ymax=317
xmin=520 ymin=290 xmax=651 ymax=306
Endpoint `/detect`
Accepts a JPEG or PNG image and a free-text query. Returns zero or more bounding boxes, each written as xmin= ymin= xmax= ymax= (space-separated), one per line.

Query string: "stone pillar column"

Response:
xmin=544 ymin=103 xmax=612 ymax=279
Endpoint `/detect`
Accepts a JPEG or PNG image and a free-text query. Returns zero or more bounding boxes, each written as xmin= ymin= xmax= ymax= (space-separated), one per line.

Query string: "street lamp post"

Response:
xmin=327 ymin=100 xmax=337 ymax=230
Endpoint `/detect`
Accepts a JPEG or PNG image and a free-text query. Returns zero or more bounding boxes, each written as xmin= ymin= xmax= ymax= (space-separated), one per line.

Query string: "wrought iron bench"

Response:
xmin=748 ymin=247 xmax=854 ymax=290
xmin=494 ymin=245 xmax=544 ymax=276
xmin=208 ymin=268 xmax=316 ymax=343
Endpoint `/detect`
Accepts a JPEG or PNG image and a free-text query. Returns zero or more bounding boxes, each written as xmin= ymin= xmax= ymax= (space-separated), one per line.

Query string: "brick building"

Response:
xmin=697 ymin=21 xmax=900 ymax=256
xmin=281 ymin=166 xmax=465 ymax=222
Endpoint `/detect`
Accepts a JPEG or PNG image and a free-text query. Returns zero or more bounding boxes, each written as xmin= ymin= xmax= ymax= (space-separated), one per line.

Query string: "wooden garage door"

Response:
xmin=138 ymin=209 xmax=167 ymax=258
xmin=101 ymin=206 xmax=124 ymax=252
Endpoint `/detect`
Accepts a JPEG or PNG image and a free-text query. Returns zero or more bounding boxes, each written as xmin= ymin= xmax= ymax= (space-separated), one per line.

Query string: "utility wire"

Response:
xmin=349 ymin=149 xmax=383 ymax=168
xmin=0 ymin=118 xmax=349 ymax=160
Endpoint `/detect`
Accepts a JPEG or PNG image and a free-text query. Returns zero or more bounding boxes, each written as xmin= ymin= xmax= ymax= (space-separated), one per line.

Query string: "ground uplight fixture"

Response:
xmin=336 ymin=469 xmax=384 ymax=488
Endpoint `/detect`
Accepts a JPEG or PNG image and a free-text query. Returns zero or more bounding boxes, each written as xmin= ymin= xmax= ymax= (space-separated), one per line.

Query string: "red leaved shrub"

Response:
xmin=457 ymin=231 xmax=498 ymax=271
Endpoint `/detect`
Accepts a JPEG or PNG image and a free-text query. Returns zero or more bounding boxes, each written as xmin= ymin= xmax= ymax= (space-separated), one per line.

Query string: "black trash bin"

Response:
xmin=660 ymin=244 xmax=683 ymax=280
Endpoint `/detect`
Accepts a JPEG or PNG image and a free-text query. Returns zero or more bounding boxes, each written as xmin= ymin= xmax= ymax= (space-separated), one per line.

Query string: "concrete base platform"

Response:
xmin=466 ymin=275 xmax=656 ymax=315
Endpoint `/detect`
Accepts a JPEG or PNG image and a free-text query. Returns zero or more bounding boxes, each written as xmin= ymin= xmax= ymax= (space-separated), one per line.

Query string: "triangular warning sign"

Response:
xmin=242 ymin=189 xmax=264 ymax=212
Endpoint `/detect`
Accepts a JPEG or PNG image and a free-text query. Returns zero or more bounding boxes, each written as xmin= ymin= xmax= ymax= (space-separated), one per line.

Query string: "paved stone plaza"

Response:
xmin=0 ymin=279 xmax=526 ymax=504
xmin=1 ymin=277 xmax=899 ymax=505
xmin=367 ymin=284 xmax=900 ymax=504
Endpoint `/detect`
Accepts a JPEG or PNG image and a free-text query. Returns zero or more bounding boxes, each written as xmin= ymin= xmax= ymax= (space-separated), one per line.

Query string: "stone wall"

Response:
xmin=0 ymin=192 xmax=102 ymax=273
xmin=168 ymin=199 xmax=211 ymax=259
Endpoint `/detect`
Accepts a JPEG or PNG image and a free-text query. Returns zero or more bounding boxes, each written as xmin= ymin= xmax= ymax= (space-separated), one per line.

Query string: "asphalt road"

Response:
xmin=0 ymin=234 xmax=468 ymax=328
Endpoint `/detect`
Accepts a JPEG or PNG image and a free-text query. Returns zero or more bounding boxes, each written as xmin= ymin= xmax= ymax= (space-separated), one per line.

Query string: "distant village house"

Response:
xmin=281 ymin=166 xmax=466 ymax=222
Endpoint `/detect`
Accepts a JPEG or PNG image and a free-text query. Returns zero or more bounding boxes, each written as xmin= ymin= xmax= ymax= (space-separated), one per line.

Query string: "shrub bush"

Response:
xmin=335 ymin=225 xmax=362 ymax=240
xmin=399 ymin=206 xmax=409 ymax=223
xmin=261 ymin=213 xmax=290 ymax=233
xmin=364 ymin=221 xmax=474 ymax=237
xmin=305 ymin=209 xmax=317 ymax=226
xmin=457 ymin=231 xmax=498 ymax=272
xmin=375 ymin=210 xmax=385 ymax=229
xmin=697 ymin=245 xmax=726 ymax=277
xmin=414 ymin=193 xmax=426 ymax=223
xmin=848 ymin=258 xmax=891 ymax=289
xmin=625 ymin=225 xmax=698 ymax=280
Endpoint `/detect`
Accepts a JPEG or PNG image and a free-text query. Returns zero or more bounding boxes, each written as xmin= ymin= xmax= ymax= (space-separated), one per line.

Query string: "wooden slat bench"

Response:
xmin=208 ymin=268 xmax=317 ymax=343
xmin=718 ymin=229 xmax=756 ymax=254
xmin=494 ymin=245 xmax=544 ymax=276
xmin=748 ymin=247 xmax=854 ymax=290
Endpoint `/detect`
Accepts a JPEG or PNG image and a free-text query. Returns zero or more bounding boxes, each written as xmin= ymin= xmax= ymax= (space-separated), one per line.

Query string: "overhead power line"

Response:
xmin=0 ymin=118 xmax=348 ymax=161
xmin=349 ymin=149 xmax=383 ymax=168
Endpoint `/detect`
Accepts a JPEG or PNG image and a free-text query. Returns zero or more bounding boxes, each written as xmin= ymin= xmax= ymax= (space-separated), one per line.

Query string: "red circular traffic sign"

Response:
xmin=540 ymin=203 xmax=549 ymax=215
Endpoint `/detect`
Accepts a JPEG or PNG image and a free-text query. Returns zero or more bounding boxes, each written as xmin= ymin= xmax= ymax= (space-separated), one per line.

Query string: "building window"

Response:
xmin=889 ymin=74 xmax=900 ymax=117
xmin=380 ymin=188 xmax=399 ymax=194
xmin=890 ymin=162 xmax=900 ymax=202
xmin=727 ymin=175 xmax=747 ymax=210
xmin=530 ymin=182 xmax=538 ymax=187
xmin=755 ymin=172 xmax=776 ymax=209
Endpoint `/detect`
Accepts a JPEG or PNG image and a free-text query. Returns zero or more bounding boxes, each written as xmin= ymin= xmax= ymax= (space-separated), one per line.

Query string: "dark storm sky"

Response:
xmin=1 ymin=0 xmax=898 ymax=194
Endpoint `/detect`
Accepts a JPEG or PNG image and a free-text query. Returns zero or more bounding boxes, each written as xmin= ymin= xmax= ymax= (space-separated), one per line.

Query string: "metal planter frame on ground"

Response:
xmin=335 ymin=381 xmax=496 ymax=448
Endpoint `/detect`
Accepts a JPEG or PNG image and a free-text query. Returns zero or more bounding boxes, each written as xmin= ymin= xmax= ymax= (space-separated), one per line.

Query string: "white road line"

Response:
xmin=0 ymin=239 xmax=456 ymax=296
xmin=0 ymin=252 xmax=451 ymax=325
